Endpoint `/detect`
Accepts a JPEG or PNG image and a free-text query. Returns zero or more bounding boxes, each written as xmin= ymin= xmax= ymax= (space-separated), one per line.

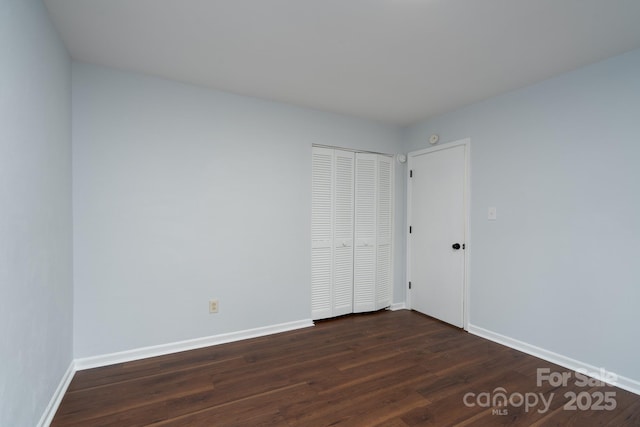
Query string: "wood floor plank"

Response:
xmin=283 ymin=349 xmax=439 ymax=423
xmin=51 ymin=310 xmax=640 ymax=426
xmin=151 ymin=383 xmax=314 ymax=427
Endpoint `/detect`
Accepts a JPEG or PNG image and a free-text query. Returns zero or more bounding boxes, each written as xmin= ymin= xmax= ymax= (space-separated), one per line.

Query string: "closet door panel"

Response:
xmin=311 ymin=147 xmax=334 ymax=319
xmin=332 ymin=150 xmax=355 ymax=316
xmin=376 ymin=156 xmax=393 ymax=309
xmin=353 ymin=153 xmax=377 ymax=312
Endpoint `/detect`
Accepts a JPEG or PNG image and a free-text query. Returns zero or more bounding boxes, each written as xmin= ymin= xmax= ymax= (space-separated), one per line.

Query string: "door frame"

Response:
xmin=406 ymin=138 xmax=471 ymax=330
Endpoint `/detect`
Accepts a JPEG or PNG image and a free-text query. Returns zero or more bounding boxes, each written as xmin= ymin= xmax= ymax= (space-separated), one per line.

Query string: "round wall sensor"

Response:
xmin=396 ymin=154 xmax=407 ymax=163
xmin=429 ymin=134 xmax=439 ymax=145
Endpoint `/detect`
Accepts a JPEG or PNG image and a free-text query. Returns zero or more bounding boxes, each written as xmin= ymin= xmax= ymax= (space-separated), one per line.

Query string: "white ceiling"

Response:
xmin=44 ymin=0 xmax=640 ymax=125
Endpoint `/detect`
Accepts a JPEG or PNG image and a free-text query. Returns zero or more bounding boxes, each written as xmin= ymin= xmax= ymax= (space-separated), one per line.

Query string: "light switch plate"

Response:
xmin=488 ymin=207 xmax=497 ymax=221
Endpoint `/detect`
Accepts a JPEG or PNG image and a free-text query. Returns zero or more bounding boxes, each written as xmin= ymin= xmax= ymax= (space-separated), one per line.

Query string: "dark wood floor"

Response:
xmin=52 ymin=310 xmax=640 ymax=426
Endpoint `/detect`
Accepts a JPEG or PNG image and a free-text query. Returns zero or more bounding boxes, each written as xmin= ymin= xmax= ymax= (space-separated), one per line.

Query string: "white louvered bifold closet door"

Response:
xmin=312 ymin=147 xmax=392 ymax=320
xmin=375 ymin=155 xmax=393 ymax=309
xmin=311 ymin=147 xmax=334 ymax=320
xmin=353 ymin=153 xmax=377 ymax=313
xmin=311 ymin=147 xmax=355 ymax=320
xmin=332 ymin=150 xmax=355 ymax=317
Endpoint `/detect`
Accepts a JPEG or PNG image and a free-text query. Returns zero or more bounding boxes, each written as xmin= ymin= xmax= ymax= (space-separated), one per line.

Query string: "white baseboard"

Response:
xmin=74 ymin=319 xmax=314 ymax=371
xmin=467 ymin=324 xmax=640 ymax=396
xmin=37 ymin=360 xmax=75 ymax=427
xmin=389 ymin=302 xmax=407 ymax=311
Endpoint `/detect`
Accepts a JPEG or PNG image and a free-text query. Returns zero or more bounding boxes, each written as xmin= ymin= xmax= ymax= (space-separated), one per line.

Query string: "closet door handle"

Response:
xmin=452 ymin=243 xmax=461 ymax=250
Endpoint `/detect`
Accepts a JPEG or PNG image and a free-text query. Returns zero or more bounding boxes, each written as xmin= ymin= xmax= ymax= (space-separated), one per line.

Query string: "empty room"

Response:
xmin=2 ymin=0 xmax=640 ymax=426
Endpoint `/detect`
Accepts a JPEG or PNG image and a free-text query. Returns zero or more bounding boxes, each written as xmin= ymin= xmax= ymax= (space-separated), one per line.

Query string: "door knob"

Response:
xmin=452 ymin=243 xmax=461 ymax=250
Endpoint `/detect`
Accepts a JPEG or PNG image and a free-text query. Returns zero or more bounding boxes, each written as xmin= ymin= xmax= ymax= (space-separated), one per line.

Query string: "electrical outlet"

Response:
xmin=209 ymin=299 xmax=219 ymax=314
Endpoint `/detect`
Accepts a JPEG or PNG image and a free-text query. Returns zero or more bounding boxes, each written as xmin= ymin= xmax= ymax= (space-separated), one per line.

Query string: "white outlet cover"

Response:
xmin=209 ymin=300 xmax=219 ymax=313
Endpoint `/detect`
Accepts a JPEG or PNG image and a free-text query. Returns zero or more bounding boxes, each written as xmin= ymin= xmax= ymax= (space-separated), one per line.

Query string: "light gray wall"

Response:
xmin=403 ymin=49 xmax=640 ymax=383
xmin=72 ymin=63 xmax=403 ymax=358
xmin=0 ymin=0 xmax=73 ymax=425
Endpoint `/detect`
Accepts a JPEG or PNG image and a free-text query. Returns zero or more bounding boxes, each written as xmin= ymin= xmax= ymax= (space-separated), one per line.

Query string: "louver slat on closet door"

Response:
xmin=353 ymin=153 xmax=377 ymax=312
xmin=311 ymin=147 xmax=334 ymax=319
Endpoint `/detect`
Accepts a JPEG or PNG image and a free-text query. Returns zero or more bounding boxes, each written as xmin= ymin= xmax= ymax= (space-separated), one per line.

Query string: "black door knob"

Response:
xmin=452 ymin=243 xmax=461 ymax=250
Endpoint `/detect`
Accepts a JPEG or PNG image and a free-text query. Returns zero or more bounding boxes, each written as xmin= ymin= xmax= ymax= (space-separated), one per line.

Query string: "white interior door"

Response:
xmin=408 ymin=142 xmax=467 ymax=328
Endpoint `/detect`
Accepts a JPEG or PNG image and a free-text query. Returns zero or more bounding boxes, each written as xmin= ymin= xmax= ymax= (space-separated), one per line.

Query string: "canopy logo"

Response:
xmin=463 ymin=388 xmax=553 ymax=415
xmin=462 ymin=367 xmax=618 ymax=415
